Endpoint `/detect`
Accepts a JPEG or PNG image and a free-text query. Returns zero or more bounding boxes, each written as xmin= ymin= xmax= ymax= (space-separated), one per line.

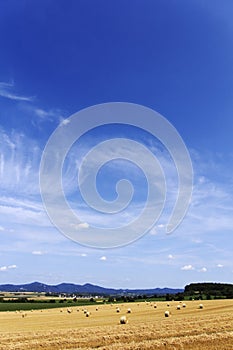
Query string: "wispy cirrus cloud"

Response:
xmin=36 ymin=108 xmax=65 ymax=124
xmin=0 ymin=128 xmax=41 ymax=195
xmin=0 ymin=81 xmax=34 ymax=101
xmin=0 ymin=121 xmax=233 ymax=281
xmin=18 ymin=101 xmax=65 ymax=128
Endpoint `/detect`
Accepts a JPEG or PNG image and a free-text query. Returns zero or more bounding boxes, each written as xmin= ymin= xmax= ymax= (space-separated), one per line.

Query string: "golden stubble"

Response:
xmin=0 ymin=299 xmax=232 ymax=349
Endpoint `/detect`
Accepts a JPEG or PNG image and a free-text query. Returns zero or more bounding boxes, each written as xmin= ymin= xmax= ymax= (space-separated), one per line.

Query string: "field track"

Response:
xmin=0 ymin=299 xmax=232 ymax=349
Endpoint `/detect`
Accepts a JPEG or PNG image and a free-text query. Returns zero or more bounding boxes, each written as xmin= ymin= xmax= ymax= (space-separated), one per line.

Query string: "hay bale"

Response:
xmin=120 ymin=316 xmax=128 ymax=324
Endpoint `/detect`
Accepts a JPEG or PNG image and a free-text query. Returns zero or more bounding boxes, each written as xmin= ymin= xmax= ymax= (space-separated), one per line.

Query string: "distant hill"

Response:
xmin=184 ymin=282 xmax=233 ymax=298
xmin=0 ymin=282 xmax=183 ymax=295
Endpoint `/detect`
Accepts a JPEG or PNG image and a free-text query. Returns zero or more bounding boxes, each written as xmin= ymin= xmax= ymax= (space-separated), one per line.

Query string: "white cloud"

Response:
xmin=158 ymin=224 xmax=165 ymax=228
xmin=0 ymin=114 xmax=232 ymax=280
xmin=33 ymin=107 xmax=64 ymax=121
xmin=175 ymin=174 xmax=233 ymax=241
xmin=35 ymin=127 xmax=233 ymax=250
xmin=181 ymin=264 xmax=194 ymax=271
xmin=198 ymin=176 xmax=206 ymax=184
xmin=0 ymin=265 xmax=17 ymax=271
xmin=0 ymin=200 xmax=50 ymax=228
xmin=32 ymin=251 xmax=44 ymax=255
xmin=168 ymin=254 xmax=174 ymax=259
xmin=0 ymin=128 xmax=42 ymax=196
xmin=0 ymin=81 xmax=34 ymax=101
xmin=80 ymin=253 xmax=87 ymax=257
xmin=19 ymin=104 xmax=65 ymax=125
xmin=60 ymin=118 xmax=70 ymax=126
xmin=0 ymin=225 xmax=5 ymax=231
xmin=217 ymin=264 xmax=224 ymax=268
xmin=100 ymin=256 xmax=107 ymax=261
xmin=200 ymin=267 xmax=207 ymax=272
xmin=8 ymin=264 xmax=17 ymax=269
xmin=191 ymin=239 xmax=203 ymax=244
xmin=0 ymin=266 xmax=7 ymax=271
xmin=149 ymin=227 xmax=157 ymax=235
xmin=149 ymin=224 xmax=166 ymax=236
xmin=70 ymin=222 xmax=90 ymax=230
xmin=78 ymin=222 xmax=89 ymax=229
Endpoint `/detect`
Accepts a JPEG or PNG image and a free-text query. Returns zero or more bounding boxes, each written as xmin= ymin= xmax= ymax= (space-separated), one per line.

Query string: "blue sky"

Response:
xmin=0 ymin=0 xmax=233 ymax=288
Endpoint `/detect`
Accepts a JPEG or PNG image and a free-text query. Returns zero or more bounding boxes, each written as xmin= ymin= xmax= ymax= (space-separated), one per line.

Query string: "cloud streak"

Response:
xmin=0 ymin=81 xmax=34 ymax=101
xmin=20 ymin=104 xmax=65 ymax=124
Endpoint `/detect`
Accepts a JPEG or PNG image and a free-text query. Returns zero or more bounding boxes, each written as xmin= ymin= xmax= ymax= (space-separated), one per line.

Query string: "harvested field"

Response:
xmin=0 ymin=299 xmax=232 ymax=349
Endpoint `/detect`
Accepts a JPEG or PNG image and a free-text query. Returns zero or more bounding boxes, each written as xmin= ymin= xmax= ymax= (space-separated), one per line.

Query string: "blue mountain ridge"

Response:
xmin=0 ymin=282 xmax=183 ymax=295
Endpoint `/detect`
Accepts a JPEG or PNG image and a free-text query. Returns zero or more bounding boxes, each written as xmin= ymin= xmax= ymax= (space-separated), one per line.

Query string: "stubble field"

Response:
xmin=0 ymin=299 xmax=232 ymax=349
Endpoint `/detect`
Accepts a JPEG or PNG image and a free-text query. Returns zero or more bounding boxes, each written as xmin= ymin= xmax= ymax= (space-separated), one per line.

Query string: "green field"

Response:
xmin=0 ymin=291 xmax=227 ymax=312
